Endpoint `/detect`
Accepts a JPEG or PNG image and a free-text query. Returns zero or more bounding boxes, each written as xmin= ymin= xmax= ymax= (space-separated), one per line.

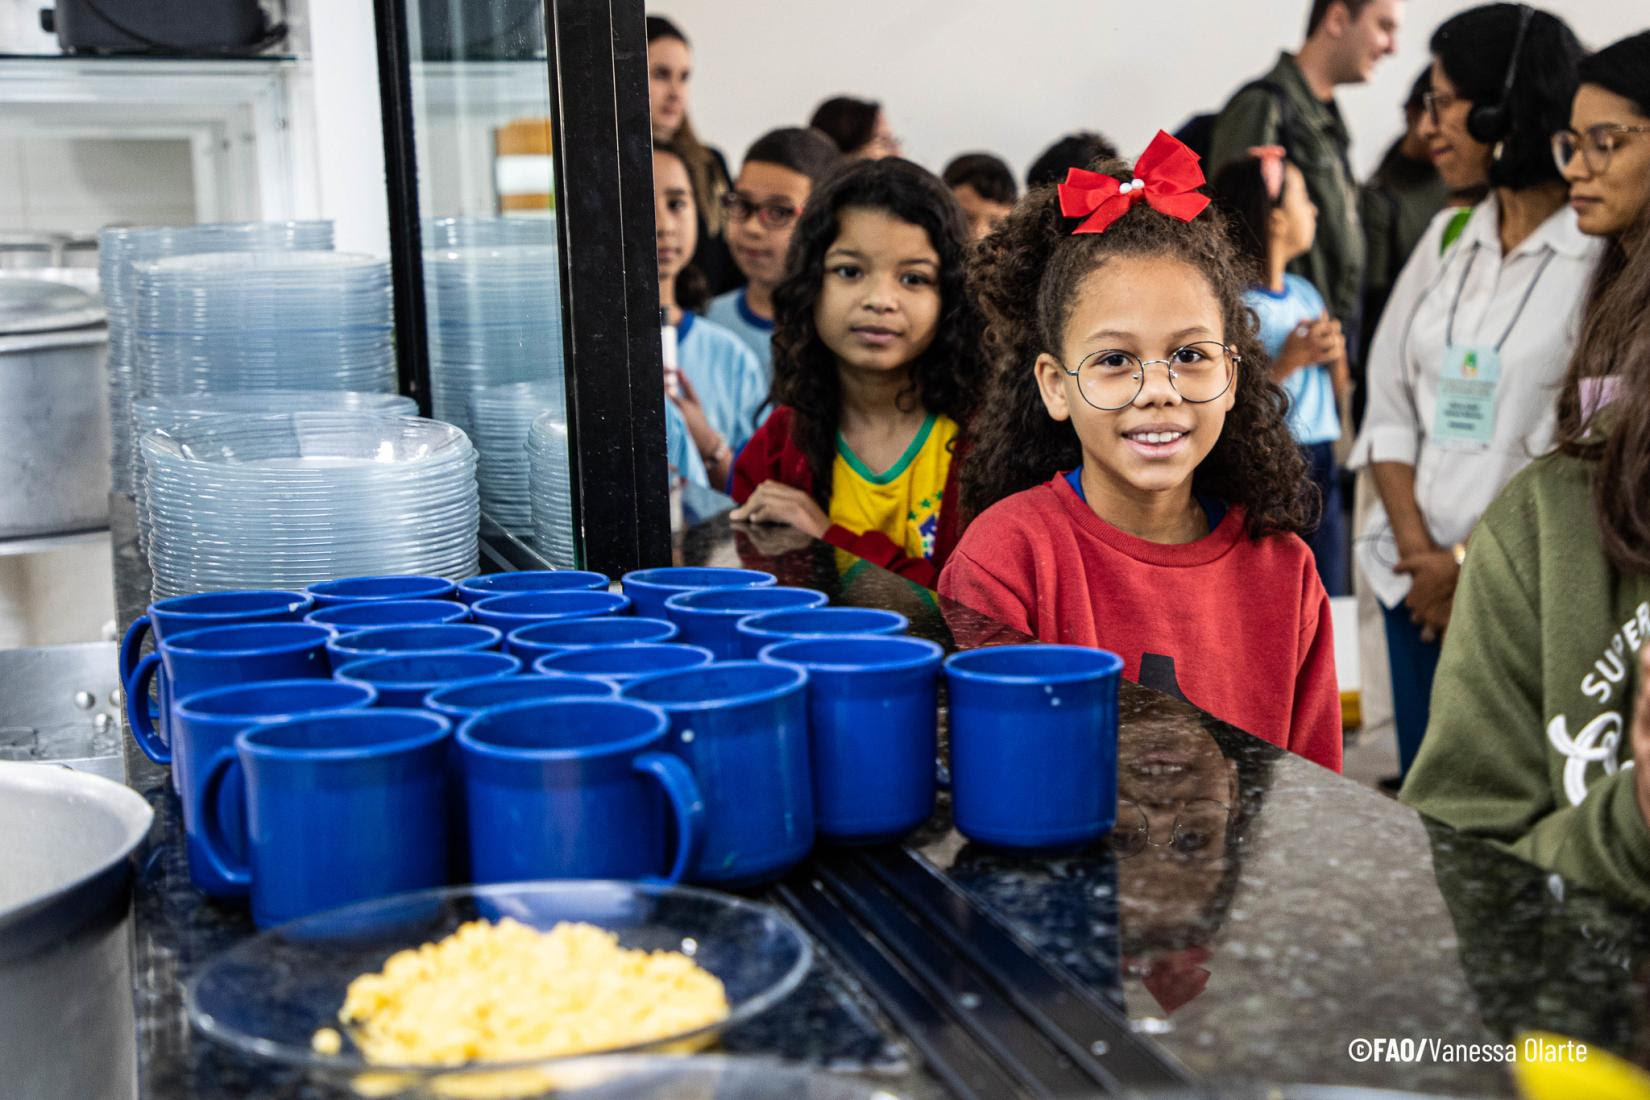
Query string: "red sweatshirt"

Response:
xmin=732 ymin=406 xmax=963 ymax=589
xmin=938 ymin=475 xmax=1342 ymax=771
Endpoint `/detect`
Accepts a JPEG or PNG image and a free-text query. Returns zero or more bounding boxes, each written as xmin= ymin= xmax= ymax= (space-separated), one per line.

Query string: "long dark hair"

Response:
xmin=646 ymin=15 xmax=727 ymax=236
xmin=653 ymin=141 xmax=709 ymax=312
xmin=962 ymin=160 xmax=1315 ymax=538
xmin=1552 ymin=30 xmax=1650 ymax=573
xmin=1211 ymin=154 xmax=1288 ymax=284
xmin=770 ymin=158 xmax=984 ymax=505
xmin=1430 ymin=4 xmax=1583 ymax=191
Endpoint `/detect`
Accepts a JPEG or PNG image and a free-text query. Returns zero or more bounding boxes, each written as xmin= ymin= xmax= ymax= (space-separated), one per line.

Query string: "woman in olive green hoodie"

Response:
xmin=1402 ymin=31 xmax=1650 ymax=908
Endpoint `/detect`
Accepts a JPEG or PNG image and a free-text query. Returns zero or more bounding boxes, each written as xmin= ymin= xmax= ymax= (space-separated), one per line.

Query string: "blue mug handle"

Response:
xmin=119 ymin=613 xmax=150 ymax=686
xmin=198 ymin=748 xmax=252 ymax=891
xmin=634 ymin=751 xmax=704 ymax=885
xmin=119 ymin=614 xmax=162 ymax=723
xmin=124 ymin=653 xmax=171 ymax=765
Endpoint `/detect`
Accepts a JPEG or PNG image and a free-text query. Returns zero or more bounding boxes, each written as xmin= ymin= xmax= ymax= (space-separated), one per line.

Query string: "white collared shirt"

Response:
xmin=1348 ymin=195 xmax=1601 ymax=608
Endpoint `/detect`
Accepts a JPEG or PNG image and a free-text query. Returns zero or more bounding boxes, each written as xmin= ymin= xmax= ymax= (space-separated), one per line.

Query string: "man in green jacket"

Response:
xmin=1209 ymin=0 xmax=1404 ymax=364
xmin=1403 ymin=452 xmax=1650 ymax=908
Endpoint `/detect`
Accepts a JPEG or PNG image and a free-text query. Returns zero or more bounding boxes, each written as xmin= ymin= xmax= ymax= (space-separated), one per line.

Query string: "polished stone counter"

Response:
xmin=114 ymin=494 xmax=1650 ymax=1097
xmin=682 ymin=510 xmax=1650 ymax=1097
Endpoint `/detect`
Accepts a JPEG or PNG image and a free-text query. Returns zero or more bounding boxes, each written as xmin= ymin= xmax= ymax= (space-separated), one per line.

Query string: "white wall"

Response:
xmin=0 ymin=137 xmax=195 ymax=235
xmin=662 ymin=0 xmax=1648 ymax=183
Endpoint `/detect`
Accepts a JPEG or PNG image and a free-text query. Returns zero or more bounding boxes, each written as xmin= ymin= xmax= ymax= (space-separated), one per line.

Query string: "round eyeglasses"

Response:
xmin=1552 ymin=124 xmax=1650 ymax=176
xmin=719 ymin=192 xmax=800 ymax=230
xmin=1060 ymin=341 xmax=1238 ymax=412
xmin=1113 ymin=798 xmax=1232 ymax=860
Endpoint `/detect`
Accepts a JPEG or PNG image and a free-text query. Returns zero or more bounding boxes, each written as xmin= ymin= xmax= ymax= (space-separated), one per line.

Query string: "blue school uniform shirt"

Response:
xmin=706 ymin=288 xmax=775 ymax=381
xmin=1245 ymin=274 xmax=1340 ymax=446
xmin=665 ymin=399 xmax=709 ymax=489
xmin=677 ymin=311 xmax=769 ymax=455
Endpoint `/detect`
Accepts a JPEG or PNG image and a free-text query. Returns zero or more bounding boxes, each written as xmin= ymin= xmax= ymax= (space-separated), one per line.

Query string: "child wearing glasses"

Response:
xmin=729 ymin=158 xmax=985 ymax=587
xmin=654 ymin=141 xmax=769 ymax=490
xmin=1213 ymin=149 xmax=1351 ymax=596
xmin=939 ymin=132 xmax=1341 ymax=770
xmin=707 ymin=127 xmax=841 ymax=380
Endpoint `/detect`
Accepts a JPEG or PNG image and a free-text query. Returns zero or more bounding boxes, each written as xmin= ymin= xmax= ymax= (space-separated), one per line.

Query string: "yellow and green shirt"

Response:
xmin=829 ymin=413 xmax=959 ymax=562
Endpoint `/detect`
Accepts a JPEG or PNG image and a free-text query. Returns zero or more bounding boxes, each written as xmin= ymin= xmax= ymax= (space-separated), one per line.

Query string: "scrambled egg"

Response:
xmin=315 ymin=918 xmax=728 ymax=1070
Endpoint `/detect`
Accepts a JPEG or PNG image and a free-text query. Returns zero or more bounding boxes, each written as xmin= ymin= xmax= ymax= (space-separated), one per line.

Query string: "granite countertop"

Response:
xmin=113 ymin=496 xmax=1650 ymax=1098
xmin=680 ymin=510 xmax=1650 ymax=1097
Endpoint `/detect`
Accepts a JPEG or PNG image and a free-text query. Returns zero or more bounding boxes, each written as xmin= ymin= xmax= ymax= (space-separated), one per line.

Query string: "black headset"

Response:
xmin=1466 ymin=3 xmax=1535 ymax=144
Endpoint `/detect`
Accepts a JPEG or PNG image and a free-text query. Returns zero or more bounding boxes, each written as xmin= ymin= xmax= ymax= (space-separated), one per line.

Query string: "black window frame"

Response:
xmin=372 ymin=0 xmax=671 ymax=579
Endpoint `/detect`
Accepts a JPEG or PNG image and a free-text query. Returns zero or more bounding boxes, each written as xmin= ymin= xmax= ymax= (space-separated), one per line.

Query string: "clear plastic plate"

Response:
xmin=186 ymin=881 xmax=814 ymax=1091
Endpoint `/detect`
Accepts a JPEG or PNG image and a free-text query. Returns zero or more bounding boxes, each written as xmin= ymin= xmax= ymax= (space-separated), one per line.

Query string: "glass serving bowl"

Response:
xmin=186 ymin=881 xmax=814 ymax=1093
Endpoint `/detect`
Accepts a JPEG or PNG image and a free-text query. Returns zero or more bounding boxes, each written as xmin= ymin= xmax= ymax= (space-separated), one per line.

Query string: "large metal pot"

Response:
xmin=0 ymin=762 xmax=151 ymax=1099
xmin=0 ymin=277 xmax=111 ymax=540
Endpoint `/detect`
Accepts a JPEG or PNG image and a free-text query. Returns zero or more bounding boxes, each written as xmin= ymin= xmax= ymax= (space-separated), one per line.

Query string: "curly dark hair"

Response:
xmin=961 ymin=160 xmax=1316 ymax=538
xmin=770 ymin=157 xmax=985 ymax=506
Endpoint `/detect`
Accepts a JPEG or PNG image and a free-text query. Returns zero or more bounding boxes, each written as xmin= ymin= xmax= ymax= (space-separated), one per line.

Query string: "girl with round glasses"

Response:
xmin=1402 ymin=31 xmax=1650 ymax=909
xmin=941 ymin=138 xmax=1340 ymax=772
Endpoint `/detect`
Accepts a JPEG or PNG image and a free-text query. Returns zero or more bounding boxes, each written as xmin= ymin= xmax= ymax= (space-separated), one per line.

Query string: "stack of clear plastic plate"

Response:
xmin=423 ymin=239 xmax=563 ymax=438
xmin=527 ymin=409 xmax=576 ymax=568
xmin=422 ymin=215 xmax=554 ymax=251
xmin=130 ymin=391 xmax=419 ymax=554
xmin=469 ymin=380 xmax=564 ymax=535
xmin=132 ymin=251 xmax=394 ymax=400
xmin=98 ymin=220 xmax=334 ymax=495
xmin=140 ymin=412 xmax=478 ymax=599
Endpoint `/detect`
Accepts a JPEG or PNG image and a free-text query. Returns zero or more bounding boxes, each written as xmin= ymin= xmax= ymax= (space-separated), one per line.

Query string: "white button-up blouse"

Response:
xmin=1348 ymin=195 xmax=1602 ymax=609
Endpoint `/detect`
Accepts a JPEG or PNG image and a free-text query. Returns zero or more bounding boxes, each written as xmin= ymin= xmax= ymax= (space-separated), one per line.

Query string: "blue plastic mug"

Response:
xmin=197 ymin=709 xmax=452 ymax=928
xmin=423 ymin=674 xmax=617 ymax=724
xmin=504 ymin=617 xmax=679 ymax=663
xmin=620 ymin=567 xmax=776 ymax=620
xmin=456 ymin=570 xmax=610 ymax=605
xmin=470 ymin=590 xmax=631 ymax=633
xmin=325 ymin=624 xmax=502 ymax=667
xmin=663 ymin=587 xmax=829 ymax=660
xmin=736 ymin=607 xmax=908 ymax=659
xmin=761 ymin=636 xmax=944 ymax=843
xmin=305 ymin=599 xmax=468 ymax=631
xmin=124 ymin=621 xmax=333 ymax=769
xmin=335 ymin=651 xmax=522 ymax=708
xmin=306 ymin=575 xmax=457 ymax=607
xmin=620 ymin=661 xmax=813 ymax=887
xmin=458 ymin=699 xmax=705 ymax=884
xmin=120 ymin=588 xmax=313 ymax=688
xmin=533 ymin=643 xmax=715 ymax=686
xmin=170 ymin=679 xmax=377 ymax=897
xmin=423 ymin=672 xmax=616 ymax=886
xmin=944 ymin=645 xmax=1125 ymax=848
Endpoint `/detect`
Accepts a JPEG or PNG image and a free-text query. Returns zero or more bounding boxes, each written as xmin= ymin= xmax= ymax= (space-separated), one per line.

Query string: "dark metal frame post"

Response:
xmin=372 ymin=0 xmax=432 ymax=415
xmin=544 ymin=0 xmax=671 ymax=575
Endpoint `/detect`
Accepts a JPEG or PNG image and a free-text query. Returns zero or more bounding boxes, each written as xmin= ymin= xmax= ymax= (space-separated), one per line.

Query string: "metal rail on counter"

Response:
xmin=781 ymin=849 xmax=1192 ymax=1099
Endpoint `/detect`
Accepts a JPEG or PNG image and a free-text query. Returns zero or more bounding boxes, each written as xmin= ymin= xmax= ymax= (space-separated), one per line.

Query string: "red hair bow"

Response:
xmin=1057 ymin=130 xmax=1211 ymax=235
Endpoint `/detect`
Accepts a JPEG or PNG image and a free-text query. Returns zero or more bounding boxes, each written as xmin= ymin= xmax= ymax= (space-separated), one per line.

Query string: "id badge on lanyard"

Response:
xmin=1432 ymin=345 xmax=1500 ymax=447
xmin=1430 ymin=242 xmax=1554 ymax=450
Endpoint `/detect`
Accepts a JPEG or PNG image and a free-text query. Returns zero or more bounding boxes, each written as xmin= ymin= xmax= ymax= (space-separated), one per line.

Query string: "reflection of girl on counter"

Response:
xmin=730 ymin=158 xmax=984 ymax=588
xmin=940 ymin=133 xmax=1340 ymax=770
xmin=1402 ymin=32 xmax=1650 ymax=908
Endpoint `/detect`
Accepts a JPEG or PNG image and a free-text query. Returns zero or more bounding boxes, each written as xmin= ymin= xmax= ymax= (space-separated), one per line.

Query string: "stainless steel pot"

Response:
xmin=0 ymin=762 xmax=151 ymax=1099
xmin=0 ymin=277 xmax=111 ymax=540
